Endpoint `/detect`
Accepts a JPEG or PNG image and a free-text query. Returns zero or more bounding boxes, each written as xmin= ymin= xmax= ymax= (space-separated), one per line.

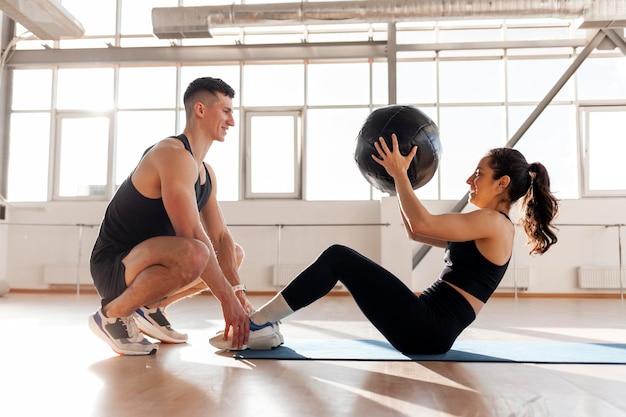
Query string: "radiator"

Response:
xmin=497 ymin=266 xmax=530 ymax=290
xmin=578 ymin=266 xmax=626 ymax=289
xmin=272 ymin=264 xmax=343 ymax=289
xmin=44 ymin=264 xmax=92 ymax=285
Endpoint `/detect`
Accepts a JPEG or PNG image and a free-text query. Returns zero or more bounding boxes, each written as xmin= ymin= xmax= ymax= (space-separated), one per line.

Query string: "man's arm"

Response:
xmin=200 ymin=163 xmax=255 ymax=313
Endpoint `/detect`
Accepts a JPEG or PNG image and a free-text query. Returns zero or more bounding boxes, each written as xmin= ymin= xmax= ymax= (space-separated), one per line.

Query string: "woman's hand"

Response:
xmin=371 ymin=133 xmax=418 ymax=180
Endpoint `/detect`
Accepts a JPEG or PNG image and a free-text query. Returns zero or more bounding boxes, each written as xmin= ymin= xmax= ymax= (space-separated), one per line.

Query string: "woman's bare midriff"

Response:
xmin=443 ymin=281 xmax=484 ymax=316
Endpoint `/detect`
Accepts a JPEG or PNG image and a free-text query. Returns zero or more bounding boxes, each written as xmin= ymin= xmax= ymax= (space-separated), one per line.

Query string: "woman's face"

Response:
xmin=466 ymin=156 xmax=499 ymax=207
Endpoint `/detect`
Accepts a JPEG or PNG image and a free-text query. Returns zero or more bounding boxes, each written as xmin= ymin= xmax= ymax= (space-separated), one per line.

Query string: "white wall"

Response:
xmin=1 ymin=197 xmax=625 ymax=295
xmin=0 ymin=199 xmax=384 ymax=292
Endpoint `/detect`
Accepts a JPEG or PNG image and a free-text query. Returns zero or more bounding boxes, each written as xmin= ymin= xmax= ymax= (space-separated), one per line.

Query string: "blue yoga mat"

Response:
xmin=234 ymin=339 xmax=626 ymax=364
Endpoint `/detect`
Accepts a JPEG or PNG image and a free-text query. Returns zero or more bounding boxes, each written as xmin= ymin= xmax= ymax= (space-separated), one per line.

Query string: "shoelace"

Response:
xmin=121 ymin=316 xmax=142 ymax=340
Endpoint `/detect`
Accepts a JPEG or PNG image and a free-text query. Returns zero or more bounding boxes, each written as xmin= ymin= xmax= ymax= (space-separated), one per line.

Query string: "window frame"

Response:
xmin=52 ymin=112 xmax=114 ymax=201
xmin=243 ymin=109 xmax=303 ymax=199
xmin=579 ymin=105 xmax=626 ymax=197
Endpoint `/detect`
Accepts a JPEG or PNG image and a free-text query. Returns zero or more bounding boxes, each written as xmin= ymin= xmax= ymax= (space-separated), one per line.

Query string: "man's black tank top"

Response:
xmin=91 ymin=134 xmax=211 ymax=258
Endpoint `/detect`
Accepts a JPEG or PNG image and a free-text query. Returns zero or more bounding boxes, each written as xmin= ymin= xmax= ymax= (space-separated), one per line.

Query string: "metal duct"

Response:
xmin=152 ymin=0 xmax=626 ymax=39
xmin=0 ymin=0 xmax=84 ymax=40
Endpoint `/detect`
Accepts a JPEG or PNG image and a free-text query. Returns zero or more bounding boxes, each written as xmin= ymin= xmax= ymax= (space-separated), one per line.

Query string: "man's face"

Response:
xmin=202 ymin=93 xmax=235 ymax=142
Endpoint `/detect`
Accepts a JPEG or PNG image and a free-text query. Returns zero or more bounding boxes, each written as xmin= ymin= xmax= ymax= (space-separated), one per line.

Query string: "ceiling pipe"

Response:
xmin=205 ymin=0 xmax=588 ymax=25
xmin=152 ymin=0 xmax=626 ymax=39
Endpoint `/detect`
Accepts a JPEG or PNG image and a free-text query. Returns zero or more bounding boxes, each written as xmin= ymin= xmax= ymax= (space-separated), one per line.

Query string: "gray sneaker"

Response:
xmin=209 ymin=320 xmax=284 ymax=351
xmin=134 ymin=306 xmax=188 ymax=344
xmin=89 ymin=309 xmax=158 ymax=356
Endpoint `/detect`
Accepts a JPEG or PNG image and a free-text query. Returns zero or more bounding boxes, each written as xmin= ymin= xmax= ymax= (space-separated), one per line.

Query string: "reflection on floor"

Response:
xmin=1 ymin=292 xmax=626 ymax=417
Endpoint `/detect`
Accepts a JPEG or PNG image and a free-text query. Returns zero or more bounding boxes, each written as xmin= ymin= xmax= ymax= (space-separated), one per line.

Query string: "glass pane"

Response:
xmin=438 ymin=106 xmax=506 ymax=199
xmin=578 ymin=56 xmax=626 ymax=101
xmin=58 ymin=117 xmax=109 ymax=197
xmin=180 ymin=66 xmax=241 ymax=108
xmin=249 ymin=115 xmax=295 ymax=194
xmin=59 ymin=38 xmax=116 ymax=49
xmin=205 ymin=110 xmax=240 ymax=202
xmin=307 ymin=62 xmax=370 ymax=105
xmin=438 ymin=27 xmax=503 ymax=43
xmin=505 ymin=25 xmax=571 ymax=41
xmin=57 ymin=68 xmax=114 ymax=111
xmin=372 ymin=61 xmax=388 ymax=105
xmin=119 ymin=37 xmax=173 ymax=48
xmin=12 ymin=69 xmax=52 ymax=110
xmin=306 ymin=108 xmax=372 ymax=200
xmin=507 ymin=58 xmax=574 ymax=102
xmin=396 ymin=22 xmax=436 ymax=45
xmin=116 ymin=111 xmax=177 ymax=186
xmin=509 ymin=105 xmax=578 ymax=199
xmin=7 ymin=113 xmax=50 ymax=201
xmin=397 ymin=61 xmax=437 ymax=104
xmin=507 ymin=47 xmax=574 ymax=57
xmin=120 ymin=0 xmax=177 ymax=35
xmin=588 ymin=110 xmax=626 ymax=191
xmin=306 ymin=23 xmax=371 ymax=43
xmin=439 ymin=60 xmax=504 ymax=103
xmin=118 ymin=67 xmax=177 ymax=109
xmin=242 ymin=64 xmax=304 ymax=106
xmin=59 ymin=0 xmax=116 ymax=36
xmin=244 ymin=26 xmax=304 ymax=45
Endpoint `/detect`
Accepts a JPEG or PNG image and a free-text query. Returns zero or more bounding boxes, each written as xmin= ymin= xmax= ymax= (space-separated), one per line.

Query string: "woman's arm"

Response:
xmin=373 ymin=134 xmax=500 ymax=243
xmin=399 ymin=205 xmax=447 ymax=248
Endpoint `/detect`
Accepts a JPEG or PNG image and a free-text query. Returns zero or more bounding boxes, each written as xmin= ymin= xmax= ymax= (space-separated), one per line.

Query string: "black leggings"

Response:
xmin=281 ymin=244 xmax=476 ymax=354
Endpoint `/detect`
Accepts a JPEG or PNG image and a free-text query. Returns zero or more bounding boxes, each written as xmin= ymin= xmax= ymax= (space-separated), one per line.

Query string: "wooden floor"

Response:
xmin=2 ymin=291 xmax=626 ymax=417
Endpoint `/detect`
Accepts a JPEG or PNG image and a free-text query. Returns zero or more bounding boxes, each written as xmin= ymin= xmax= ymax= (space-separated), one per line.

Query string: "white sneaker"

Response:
xmin=134 ymin=306 xmax=188 ymax=344
xmin=210 ymin=320 xmax=284 ymax=351
xmin=88 ymin=309 xmax=158 ymax=356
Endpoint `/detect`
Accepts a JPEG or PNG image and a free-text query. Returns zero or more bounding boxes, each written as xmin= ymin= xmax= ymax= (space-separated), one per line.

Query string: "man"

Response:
xmin=88 ymin=77 xmax=282 ymax=355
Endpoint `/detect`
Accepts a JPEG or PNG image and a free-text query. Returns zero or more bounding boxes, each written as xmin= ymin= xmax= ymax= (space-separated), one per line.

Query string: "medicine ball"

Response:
xmin=355 ymin=105 xmax=442 ymax=194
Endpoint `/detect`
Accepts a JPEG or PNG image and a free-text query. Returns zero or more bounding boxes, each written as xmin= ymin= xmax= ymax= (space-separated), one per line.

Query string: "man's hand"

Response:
xmin=236 ymin=292 xmax=255 ymax=315
xmin=220 ymin=293 xmax=250 ymax=349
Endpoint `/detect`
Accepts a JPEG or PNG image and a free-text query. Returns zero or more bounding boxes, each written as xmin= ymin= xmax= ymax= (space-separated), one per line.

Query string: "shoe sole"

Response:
xmin=88 ymin=315 xmax=158 ymax=356
xmin=133 ymin=314 xmax=187 ymax=344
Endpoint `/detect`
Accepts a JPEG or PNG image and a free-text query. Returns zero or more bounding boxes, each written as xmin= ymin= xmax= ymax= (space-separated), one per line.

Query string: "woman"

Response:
xmin=211 ymin=134 xmax=559 ymax=354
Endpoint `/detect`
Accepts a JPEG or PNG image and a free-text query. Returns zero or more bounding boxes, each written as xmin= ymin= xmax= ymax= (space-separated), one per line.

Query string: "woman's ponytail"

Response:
xmin=520 ymin=162 xmax=559 ymax=254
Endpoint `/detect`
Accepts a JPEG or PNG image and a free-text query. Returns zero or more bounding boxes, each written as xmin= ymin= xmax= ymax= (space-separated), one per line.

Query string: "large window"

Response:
xmin=5 ymin=12 xmax=625 ymax=202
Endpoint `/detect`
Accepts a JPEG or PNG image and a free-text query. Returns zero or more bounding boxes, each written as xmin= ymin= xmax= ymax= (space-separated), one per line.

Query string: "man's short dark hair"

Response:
xmin=183 ymin=77 xmax=236 ymax=109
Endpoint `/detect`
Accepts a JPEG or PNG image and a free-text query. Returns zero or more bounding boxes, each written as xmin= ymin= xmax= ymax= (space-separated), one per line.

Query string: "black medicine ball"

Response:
xmin=355 ymin=105 xmax=442 ymax=194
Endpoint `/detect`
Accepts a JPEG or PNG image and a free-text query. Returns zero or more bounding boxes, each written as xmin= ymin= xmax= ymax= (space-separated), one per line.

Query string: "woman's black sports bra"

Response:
xmin=439 ymin=212 xmax=511 ymax=303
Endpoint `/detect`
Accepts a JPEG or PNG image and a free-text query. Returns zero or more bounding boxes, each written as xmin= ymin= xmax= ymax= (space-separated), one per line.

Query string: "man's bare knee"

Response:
xmin=179 ymin=239 xmax=210 ymax=284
